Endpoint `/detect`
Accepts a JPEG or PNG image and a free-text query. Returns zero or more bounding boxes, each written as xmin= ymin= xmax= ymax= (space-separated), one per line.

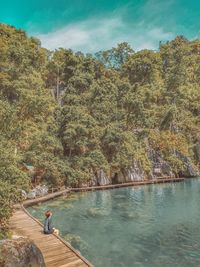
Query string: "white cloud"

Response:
xmin=35 ymin=16 xmax=174 ymax=53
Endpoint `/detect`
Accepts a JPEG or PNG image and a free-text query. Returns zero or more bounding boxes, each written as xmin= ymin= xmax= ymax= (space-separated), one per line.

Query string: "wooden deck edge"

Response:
xmin=18 ymin=177 xmax=184 ymax=208
xmin=15 ymin=188 xmax=71 ymax=208
xmin=21 ymin=206 xmax=93 ymax=267
xmin=71 ymin=177 xmax=185 ymax=192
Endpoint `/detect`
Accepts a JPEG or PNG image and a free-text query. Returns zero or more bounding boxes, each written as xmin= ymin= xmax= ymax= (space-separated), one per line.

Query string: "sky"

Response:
xmin=0 ymin=0 xmax=200 ymax=53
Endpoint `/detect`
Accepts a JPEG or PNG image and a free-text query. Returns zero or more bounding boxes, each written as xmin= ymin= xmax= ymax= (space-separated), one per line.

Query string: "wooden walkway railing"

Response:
xmin=18 ymin=177 xmax=184 ymax=208
xmin=9 ymin=208 xmax=93 ymax=267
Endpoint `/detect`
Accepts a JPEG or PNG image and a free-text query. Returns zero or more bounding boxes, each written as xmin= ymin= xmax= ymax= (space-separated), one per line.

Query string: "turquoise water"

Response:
xmin=28 ymin=178 xmax=200 ymax=267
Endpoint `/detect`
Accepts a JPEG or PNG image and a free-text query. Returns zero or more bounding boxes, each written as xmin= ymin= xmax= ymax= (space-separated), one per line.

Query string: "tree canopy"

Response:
xmin=0 ymin=24 xmax=200 ymax=235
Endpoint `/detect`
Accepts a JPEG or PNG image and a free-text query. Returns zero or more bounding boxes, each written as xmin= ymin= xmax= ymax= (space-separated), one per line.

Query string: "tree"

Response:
xmin=95 ymin=42 xmax=134 ymax=69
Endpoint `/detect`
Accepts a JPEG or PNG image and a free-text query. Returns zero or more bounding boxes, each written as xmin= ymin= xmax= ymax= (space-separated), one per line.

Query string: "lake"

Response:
xmin=28 ymin=178 xmax=200 ymax=267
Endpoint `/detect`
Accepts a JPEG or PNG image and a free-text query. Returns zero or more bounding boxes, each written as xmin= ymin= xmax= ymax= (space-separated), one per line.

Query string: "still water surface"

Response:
xmin=28 ymin=178 xmax=200 ymax=267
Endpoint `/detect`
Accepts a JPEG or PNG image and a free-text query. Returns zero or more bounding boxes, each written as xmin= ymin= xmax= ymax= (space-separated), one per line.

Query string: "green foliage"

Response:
xmin=0 ymin=181 xmax=21 ymax=227
xmin=0 ymin=24 xmax=63 ymax=234
xmin=0 ymin=24 xmax=200 ymax=233
xmin=95 ymin=42 xmax=134 ymax=69
xmin=0 ymin=137 xmax=29 ymax=238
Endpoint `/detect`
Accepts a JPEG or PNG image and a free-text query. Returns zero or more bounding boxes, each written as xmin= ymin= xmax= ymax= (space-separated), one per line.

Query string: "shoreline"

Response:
xmin=10 ymin=176 xmax=188 ymax=267
xmin=15 ymin=177 xmax=185 ymax=208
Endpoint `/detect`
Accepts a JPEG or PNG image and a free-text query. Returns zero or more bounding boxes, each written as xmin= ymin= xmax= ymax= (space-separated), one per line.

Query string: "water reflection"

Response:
xmin=28 ymin=178 xmax=200 ymax=267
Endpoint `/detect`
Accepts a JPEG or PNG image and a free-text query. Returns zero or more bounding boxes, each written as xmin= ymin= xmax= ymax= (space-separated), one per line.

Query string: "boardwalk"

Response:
xmin=9 ymin=178 xmax=184 ymax=266
xmin=19 ymin=177 xmax=184 ymax=208
xmin=71 ymin=177 xmax=185 ymax=192
xmin=9 ymin=208 xmax=93 ymax=267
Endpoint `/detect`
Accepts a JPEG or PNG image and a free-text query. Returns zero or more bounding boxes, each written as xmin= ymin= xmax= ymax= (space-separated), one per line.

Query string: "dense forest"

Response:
xmin=0 ymin=23 xmax=200 ymax=236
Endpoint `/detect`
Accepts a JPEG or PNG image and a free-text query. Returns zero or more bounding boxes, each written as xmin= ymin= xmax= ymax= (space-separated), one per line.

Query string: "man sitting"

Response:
xmin=43 ymin=210 xmax=59 ymax=235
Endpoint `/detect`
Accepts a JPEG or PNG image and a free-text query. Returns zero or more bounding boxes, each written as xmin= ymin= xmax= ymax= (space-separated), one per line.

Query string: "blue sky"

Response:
xmin=1 ymin=0 xmax=200 ymax=52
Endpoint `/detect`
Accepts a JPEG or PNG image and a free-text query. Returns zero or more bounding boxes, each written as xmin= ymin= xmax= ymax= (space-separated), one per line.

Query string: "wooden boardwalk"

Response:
xmin=19 ymin=177 xmax=184 ymax=208
xmin=10 ymin=177 xmax=184 ymax=266
xmin=71 ymin=177 xmax=184 ymax=192
xmin=9 ymin=208 xmax=93 ymax=267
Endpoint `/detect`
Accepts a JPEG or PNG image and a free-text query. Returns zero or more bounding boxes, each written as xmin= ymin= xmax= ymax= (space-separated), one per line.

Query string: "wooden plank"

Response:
xmin=12 ymin=226 xmax=42 ymax=231
xmin=43 ymin=249 xmax=72 ymax=258
xmin=48 ymin=262 xmax=83 ymax=267
xmin=9 ymin=209 xmax=93 ymax=267
xmin=64 ymin=259 xmax=84 ymax=267
xmin=72 ymin=263 xmax=88 ymax=267
xmin=45 ymin=253 xmax=77 ymax=264
xmin=38 ymin=244 xmax=71 ymax=252
xmin=59 ymin=264 xmax=87 ymax=267
xmin=75 ymin=263 xmax=89 ymax=267
xmin=36 ymin=241 xmax=63 ymax=248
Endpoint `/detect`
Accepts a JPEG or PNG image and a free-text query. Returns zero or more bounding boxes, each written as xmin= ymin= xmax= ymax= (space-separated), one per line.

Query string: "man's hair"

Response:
xmin=45 ymin=210 xmax=52 ymax=218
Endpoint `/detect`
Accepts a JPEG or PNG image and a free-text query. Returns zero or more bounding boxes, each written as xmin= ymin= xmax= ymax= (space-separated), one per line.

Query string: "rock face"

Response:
xmin=147 ymin=148 xmax=200 ymax=178
xmin=27 ymin=185 xmax=49 ymax=199
xmin=91 ymin=161 xmax=146 ymax=186
xmin=95 ymin=169 xmax=112 ymax=186
xmin=0 ymin=237 xmax=46 ymax=267
xmin=126 ymin=160 xmax=146 ymax=181
xmin=193 ymin=141 xmax=200 ymax=163
xmin=89 ymin=145 xmax=200 ymax=186
xmin=114 ymin=161 xmax=145 ymax=183
xmin=147 ymin=148 xmax=174 ymax=179
xmin=175 ymin=151 xmax=200 ymax=177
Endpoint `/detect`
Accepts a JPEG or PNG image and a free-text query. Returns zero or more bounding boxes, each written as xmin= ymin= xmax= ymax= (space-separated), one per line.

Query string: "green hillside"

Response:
xmin=0 ymin=24 xmax=199 ymax=236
